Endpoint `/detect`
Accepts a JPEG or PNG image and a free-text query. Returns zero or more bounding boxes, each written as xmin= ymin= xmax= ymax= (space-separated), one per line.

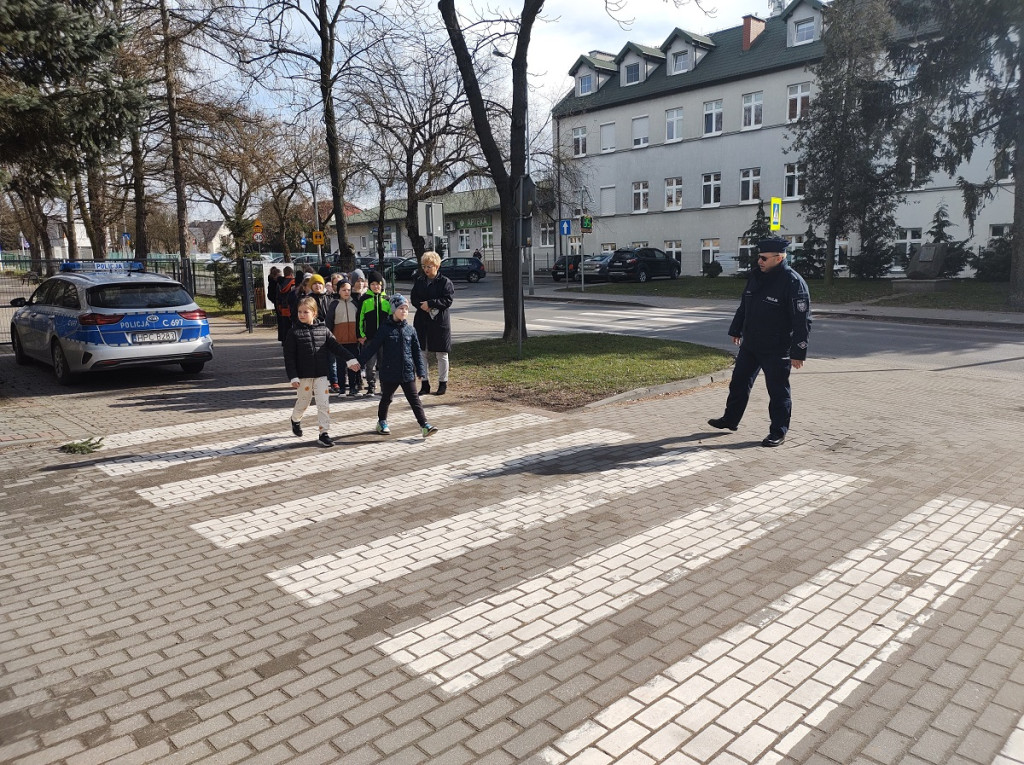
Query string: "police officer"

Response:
xmin=708 ymin=236 xmax=811 ymax=447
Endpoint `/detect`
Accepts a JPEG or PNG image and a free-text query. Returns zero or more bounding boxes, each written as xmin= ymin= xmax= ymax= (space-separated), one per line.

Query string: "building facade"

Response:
xmin=551 ymin=0 xmax=1014 ymax=275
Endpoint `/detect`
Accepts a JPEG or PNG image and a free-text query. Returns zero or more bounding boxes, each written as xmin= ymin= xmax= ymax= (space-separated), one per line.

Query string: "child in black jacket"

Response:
xmin=283 ymin=296 xmax=360 ymax=447
xmin=357 ymin=294 xmax=438 ymax=438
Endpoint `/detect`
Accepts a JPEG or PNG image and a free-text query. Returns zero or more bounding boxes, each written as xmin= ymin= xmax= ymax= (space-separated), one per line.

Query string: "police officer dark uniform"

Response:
xmin=708 ymin=236 xmax=811 ymax=447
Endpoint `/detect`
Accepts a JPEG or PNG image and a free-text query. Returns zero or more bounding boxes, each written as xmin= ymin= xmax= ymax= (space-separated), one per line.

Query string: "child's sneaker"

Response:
xmin=318 ymin=432 xmax=334 ymax=448
xmin=291 ymin=420 xmax=303 ymax=437
xmin=421 ymin=423 xmax=438 ymax=438
xmin=375 ymin=420 xmax=390 ymax=435
xmin=330 ymin=383 xmax=341 ymax=395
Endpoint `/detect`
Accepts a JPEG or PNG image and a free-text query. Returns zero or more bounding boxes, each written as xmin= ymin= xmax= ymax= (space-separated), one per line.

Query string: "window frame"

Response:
xmin=701 ymin=238 xmax=720 ymax=264
xmin=701 ymin=172 xmax=722 ymax=207
xmin=703 ymin=100 xmax=723 ymax=136
xmin=578 ymin=73 xmax=593 ymax=96
xmin=739 ymin=167 xmax=761 ymax=202
xmin=741 ymin=91 xmax=763 ymax=130
xmin=632 ymin=181 xmax=650 ymax=213
xmin=672 ymin=50 xmax=689 ymax=73
xmin=794 ymin=18 xmax=815 ymax=45
xmin=784 ymin=162 xmax=806 ymax=198
xmin=665 ymin=108 xmax=684 ymax=142
xmin=631 ymin=116 xmax=650 ymax=148
xmin=600 ymin=122 xmax=616 ymax=153
xmin=788 ymin=82 xmax=810 ymax=122
xmin=665 ymin=177 xmax=683 ymax=210
xmin=624 ymin=61 xmax=641 ymax=85
xmin=572 ymin=126 xmax=587 ymax=157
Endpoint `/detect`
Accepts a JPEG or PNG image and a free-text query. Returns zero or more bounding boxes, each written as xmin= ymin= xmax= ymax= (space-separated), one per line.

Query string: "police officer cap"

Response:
xmin=758 ymin=237 xmax=789 ymax=253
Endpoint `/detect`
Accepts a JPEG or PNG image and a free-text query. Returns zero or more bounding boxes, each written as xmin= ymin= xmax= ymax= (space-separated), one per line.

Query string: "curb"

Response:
xmin=585 ymin=367 xmax=734 ymax=409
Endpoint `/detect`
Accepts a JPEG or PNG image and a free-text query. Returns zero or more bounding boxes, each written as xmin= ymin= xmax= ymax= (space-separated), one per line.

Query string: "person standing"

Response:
xmin=283 ymin=297 xmax=360 ymax=448
xmin=327 ymin=280 xmax=361 ymax=395
xmin=410 ymin=251 xmax=454 ymax=396
xmin=708 ymin=236 xmax=811 ymax=447
xmin=357 ymin=271 xmax=391 ymax=396
xmin=357 ymin=294 xmax=438 ymax=438
xmin=275 ymin=266 xmax=296 ymax=342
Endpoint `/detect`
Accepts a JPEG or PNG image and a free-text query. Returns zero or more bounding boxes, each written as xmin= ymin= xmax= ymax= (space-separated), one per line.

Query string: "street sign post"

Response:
xmin=559 ymin=220 xmax=571 ymax=236
xmin=312 ymin=230 xmax=325 ymax=246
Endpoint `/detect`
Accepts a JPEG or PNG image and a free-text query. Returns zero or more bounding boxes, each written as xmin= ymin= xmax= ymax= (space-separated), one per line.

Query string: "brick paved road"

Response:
xmin=1 ymin=320 xmax=1023 ymax=764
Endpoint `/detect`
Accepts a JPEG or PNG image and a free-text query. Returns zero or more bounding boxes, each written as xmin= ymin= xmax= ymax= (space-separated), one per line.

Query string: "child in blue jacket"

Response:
xmin=357 ymin=294 xmax=438 ymax=438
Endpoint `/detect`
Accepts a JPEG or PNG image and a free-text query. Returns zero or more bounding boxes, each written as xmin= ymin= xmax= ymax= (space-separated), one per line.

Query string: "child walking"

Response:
xmin=283 ymin=296 xmax=360 ymax=447
xmin=357 ymin=270 xmax=391 ymax=396
xmin=357 ymin=294 xmax=438 ymax=438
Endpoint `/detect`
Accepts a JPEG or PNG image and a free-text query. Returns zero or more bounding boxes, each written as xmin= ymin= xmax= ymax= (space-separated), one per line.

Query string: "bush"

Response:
xmin=790 ymin=226 xmax=826 ymax=280
xmin=970 ymin=236 xmax=1012 ymax=282
xmin=209 ymin=260 xmax=242 ymax=308
xmin=702 ymin=259 xmax=723 ymax=278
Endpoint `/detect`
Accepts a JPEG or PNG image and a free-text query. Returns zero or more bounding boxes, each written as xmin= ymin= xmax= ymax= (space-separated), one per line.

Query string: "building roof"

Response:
xmin=659 ymin=28 xmax=716 ymax=52
xmin=614 ymin=42 xmax=666 ymax=65
xmin=348 ymin=188 xmax=501 ymax=225
xmin=569 ymin=52 xmax=619 ymax=77
xmin=553 ymin=7 xmax=824 ymax=118
xmin=781 ymin=0 xmax=826 ymax=21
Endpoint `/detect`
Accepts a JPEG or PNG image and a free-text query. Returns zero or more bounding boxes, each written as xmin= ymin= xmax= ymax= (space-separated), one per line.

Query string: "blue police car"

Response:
xmin=9 ymin=262 xmax=213 ymax=384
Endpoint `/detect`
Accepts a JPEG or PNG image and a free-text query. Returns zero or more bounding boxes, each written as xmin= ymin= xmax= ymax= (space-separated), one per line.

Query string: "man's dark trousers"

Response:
xmin=723 ymin=346 xmax=793 ymax=437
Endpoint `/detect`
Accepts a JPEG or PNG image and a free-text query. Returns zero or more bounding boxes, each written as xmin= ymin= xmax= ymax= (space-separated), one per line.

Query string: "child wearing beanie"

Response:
xmin=357 ymin=293 xmax=437 ymax=438
xmin=357 ymin=271 xmax=391 ymax=396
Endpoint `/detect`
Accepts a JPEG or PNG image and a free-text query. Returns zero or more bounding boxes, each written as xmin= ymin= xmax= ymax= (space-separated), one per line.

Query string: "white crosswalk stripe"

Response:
xmin=268 ymin=446 xmax=735 ymax=606
xmin=376 ymin=470 xmax=864 ymax=695
xmin=99 ymin=406 xmax=463 ymax=477
xmin=191 ymin=428 xmax=634 ymax=548
xmin=536 ymin=496 xmax=1024 ymax=764
xmin=994 ymin=714 xmax=1024 ymax=765
xmin=138 ymin=412 xmax=553 ymax=509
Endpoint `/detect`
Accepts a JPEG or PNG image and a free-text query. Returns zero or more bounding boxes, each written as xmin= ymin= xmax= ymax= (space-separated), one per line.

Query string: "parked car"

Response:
xmin=579 ymin=254 xmax=613 ymax=282
xmin=8 ymin=262 xmax=213 ymax=384
xmin=377 ymin=256 xmax=405 ymax=274
xmin=354 ymin=255 xmax=378 ymax=271
xmin=550 ymin=255 xmax=581 ymax=282
xmin=606 ymin=247 xmax=681 ymax=282
xmin=386 ymin=257 xmax=421 ymax=281
xmin=439 ymin=257 xmax=486 ymax=283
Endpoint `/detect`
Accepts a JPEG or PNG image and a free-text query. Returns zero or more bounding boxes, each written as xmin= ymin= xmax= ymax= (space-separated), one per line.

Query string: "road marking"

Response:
xmin=99 ymin=406 xmax=463 ymax=477
xmin=994 ymin=713 xmax=1024 ymax=765
xmin=377 ymin=470 xmax=863 ymax=694
xmin=536 ymin=496 xmax=1024 ymax=764
xmin=138 ymin=413 xmax=553 ymax=509
xmin=191 ymin=428 xmax=633 ymax=548
xmin=268 ymin=446 xmax=735 ymax=606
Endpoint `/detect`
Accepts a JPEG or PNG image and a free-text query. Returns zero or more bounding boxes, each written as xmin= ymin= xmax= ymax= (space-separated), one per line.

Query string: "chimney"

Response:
xmin=742 ymin=14 xmax=766 ymax=50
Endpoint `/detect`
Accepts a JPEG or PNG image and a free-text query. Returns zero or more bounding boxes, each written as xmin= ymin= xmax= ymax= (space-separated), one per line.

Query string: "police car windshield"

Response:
xmin=86 ymin=283 xmax=193 ymax=309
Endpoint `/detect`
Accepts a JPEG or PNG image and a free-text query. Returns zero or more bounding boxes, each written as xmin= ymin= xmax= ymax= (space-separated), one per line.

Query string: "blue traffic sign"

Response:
xmin=559 ymin=219 xmax=572 ymax=236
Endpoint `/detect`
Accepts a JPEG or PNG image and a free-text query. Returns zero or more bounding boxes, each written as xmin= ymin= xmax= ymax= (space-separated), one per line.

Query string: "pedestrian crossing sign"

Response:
xmin=770 ymin=197 xmax=782 ymax=231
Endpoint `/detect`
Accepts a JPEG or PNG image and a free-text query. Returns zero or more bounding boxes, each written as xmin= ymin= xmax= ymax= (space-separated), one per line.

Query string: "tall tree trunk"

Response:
xmin=86 ymin=165 xmax=108 ymax=259
xmin=160 ymin=0 xmax=189 ymax=268
xmin=1010 ymin=43 xmax=1024 ymax=309
xmin=318 ymin=0 xmax=350 ymax=271
xmin=130 ymin=127 xmax=150 ymax=260
xmin=64 ymin=196 xmax=79 ymax=260
xmin=74 ymin=176 xmax=99 ymax=259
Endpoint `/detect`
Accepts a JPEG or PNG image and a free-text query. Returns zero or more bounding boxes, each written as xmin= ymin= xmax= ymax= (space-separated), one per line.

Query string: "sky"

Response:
xmin=526 ymin=0 xmax=773 ymax=98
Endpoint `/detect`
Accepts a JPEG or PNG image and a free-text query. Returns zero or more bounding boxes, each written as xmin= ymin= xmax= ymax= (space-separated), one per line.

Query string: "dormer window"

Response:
xmin=624 ymin=62 xmax=640 ymax=85
xmin=578 ymin=73 xmax=593 ymax=96
xmin=794 ymin=18 xmax=815 ymax=44
xmin=672 ymin=50 xmax=688 ymax=73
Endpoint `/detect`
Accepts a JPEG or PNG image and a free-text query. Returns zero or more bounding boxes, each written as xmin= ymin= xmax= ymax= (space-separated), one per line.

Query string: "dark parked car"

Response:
xmin=386 ymin=257 xmax=421 ymax=281
xmin=439 ymin=257 xmax=486 ymax=283
xmin=550 ymin=255 xmax=581 ymax=282
xmin=579 ymin=254 xmax=613 ymax=282
xmin=606 ymin=247 xmax=681 ymax=282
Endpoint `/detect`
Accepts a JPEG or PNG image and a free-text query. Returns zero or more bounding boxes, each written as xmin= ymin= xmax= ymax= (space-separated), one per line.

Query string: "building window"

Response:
xmin=624 ymin=62 xmax=640 ymax=85
xmin=572 ymin=127 xmax=587 ymax=157
xmin=458 ymin=230 xmax=471 ymax=251
xmin=665 ymin=177 xmax=683 ymax=210
xmin=702 ymin=172 xmax=721 ymax=206
xmin=599 ymin=186 xmax=615 ymax=216
xmin=788 ymin=82 xmax=810 ymax=121
xmin=895 ymin=227 xmax=923 ymax=259
xmin=632 ymin=116 xmax=649 ymax=147
xmin=481 ymin=226 xmax=493 ymax=249
xmin=578 ymin=74 xmax=593 ymax=96
xmin=632 ymin=181 xmax=649 ymax=213
xmin=740 ymin=167 xmax=761 ymax=202
xmin=601 ymin=242 xmax=617 ymax=253
xmin=784 ymin=163 xmax=806 ymax=198
xmin=701 ymin=238 xmax=720 ymax=264
xmin=569 ymin=236 xmax=582 ymax=256
xmin=665 ymin=108 xmax=683 ymax=142
xmin=742 ymin=92 xmax=763 ymax=129
xmin=665 ymin=240 xmax=682 ymax=264
xmin=600 ymin=122 xmax=615 ymax=152
xmin=631 ymin=241 xmax=649 ymax=248
xmin=672 ymin=50 xmax=689 ymax=73
xmin=794 ymin=18 xmax=815 ymax=44
xmin=990 ymin=224 xmax=1010 ymax=239
xmin=539 ymin=221 xmax=555 ymax=247
xmin=703 ymin=100 xmax=723 ymax=136
xmin=995 ymin=148 xmax=1014 ymax=180
xmin=360 ymin=235 xmax=368 ymax=250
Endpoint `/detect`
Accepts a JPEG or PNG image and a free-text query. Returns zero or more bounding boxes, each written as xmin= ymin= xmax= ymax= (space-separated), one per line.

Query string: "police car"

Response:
xmin=8 ymin=262 xmax=213 ymax=384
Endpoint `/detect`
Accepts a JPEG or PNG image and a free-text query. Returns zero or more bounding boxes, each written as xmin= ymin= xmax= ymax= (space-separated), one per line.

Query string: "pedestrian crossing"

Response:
xmin=80 ymin=405 xmax=1024 ymax=763
xmin=527 ymin=308 xmax=728 ymax=336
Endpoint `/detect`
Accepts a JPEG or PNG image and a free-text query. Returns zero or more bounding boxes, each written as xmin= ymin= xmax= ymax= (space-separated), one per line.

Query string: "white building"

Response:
xmin=551 ymin=0 xmax=1014 ymax=275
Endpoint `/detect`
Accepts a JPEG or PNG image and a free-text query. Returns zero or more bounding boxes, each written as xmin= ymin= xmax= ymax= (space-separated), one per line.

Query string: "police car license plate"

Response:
xmin=133 ymin=330 xmax=179 ymax=344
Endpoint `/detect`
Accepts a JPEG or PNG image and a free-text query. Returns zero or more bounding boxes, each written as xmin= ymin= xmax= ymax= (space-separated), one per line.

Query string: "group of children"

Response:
xmin=279 ymin=268 xmax=439 ymax=447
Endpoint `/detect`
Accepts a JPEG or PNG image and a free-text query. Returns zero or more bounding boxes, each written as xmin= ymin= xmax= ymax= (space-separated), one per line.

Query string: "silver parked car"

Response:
xmin=9 ymin=262 xmax=213 ymax=384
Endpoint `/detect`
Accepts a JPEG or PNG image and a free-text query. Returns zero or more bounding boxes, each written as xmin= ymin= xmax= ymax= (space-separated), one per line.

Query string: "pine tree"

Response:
xmin=889 ymin=0 xmax=1024 ymax=306
xmin=739 ymin=200 xmax=772 ymax=272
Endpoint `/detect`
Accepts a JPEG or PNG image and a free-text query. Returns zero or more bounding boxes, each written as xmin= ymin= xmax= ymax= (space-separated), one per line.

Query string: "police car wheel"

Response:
xmin=11 ymin=327 xmax=27 ymax=365
xmin=51 ymin=340 xmax=77 ymax=385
